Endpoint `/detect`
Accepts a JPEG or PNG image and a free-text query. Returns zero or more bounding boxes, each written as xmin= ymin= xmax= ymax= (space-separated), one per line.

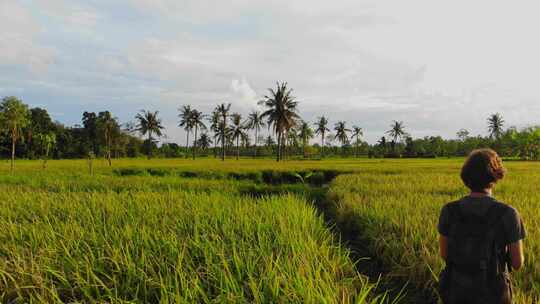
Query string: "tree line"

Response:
xmin=1 ymin=82 xmax=540 ymax=170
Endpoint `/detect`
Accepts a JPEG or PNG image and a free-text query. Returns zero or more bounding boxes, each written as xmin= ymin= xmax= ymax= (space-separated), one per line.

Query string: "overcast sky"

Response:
xmin=2 ymin=0 xmax=539 ymax=143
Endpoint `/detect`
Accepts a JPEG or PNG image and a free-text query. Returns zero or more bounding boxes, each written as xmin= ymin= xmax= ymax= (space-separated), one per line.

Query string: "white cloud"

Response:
xmin=229 ymin=78 xmax=258 ymax=110
xmin=5 ymin=0 xmax=540 ymax=144
xmin=0 ymin=2 xmax=55 ymax=73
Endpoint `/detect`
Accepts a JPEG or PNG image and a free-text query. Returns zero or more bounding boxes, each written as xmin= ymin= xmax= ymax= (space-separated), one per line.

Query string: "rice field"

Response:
xmin=0 ymin=158 xmax=538 ymax=303
xmin=328 ymin=160 xmax=540 ymax=303
xmin=0 ymin=159 xmax=387 ymax=303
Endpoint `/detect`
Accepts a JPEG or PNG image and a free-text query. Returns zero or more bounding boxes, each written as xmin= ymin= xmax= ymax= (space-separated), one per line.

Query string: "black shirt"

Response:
xmin=438 ymin=196 xmax=526 ymax=245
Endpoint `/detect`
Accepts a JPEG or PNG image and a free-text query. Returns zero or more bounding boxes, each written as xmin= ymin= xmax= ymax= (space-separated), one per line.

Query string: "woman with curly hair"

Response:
xmin=438 ymin=149 xmax=525 ymax=304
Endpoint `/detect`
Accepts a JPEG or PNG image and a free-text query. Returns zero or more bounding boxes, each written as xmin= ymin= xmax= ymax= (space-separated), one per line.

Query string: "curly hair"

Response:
xmin=461 ymin=149 xmax=506 ymax=192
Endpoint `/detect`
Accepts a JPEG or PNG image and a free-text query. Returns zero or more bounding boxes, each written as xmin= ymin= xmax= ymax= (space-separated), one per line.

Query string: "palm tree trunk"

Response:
xmin=11 ymin=135 xmax=15 ymax=174
xmin=236 ymin=137 xmax=240 ymax=160
xmin=193 ymin=127 xmax=198 ymax=160
xmin=321 ymin=133 xmax=325 ymax=159
xmin=253 ymin=128 xmax=258 ymax=158
xmin=276 ymin=132 xmax=281 ymax=162
xmin=186 ymin=132 xmax=190 ymax=158
xmin=221 ymin=132 xmax=225 ymax=161
xmin=147 ymin=132 xmax=152 ymax=159
xmin=213 ymin=136 xmax=218 ymax=158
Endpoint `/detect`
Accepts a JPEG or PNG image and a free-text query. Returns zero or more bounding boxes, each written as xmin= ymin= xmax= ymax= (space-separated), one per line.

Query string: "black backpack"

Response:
xmin=439 ymin=202 xmax=512 ymax=304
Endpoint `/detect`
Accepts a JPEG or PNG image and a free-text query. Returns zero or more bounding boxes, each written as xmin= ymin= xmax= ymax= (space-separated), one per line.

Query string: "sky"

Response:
xmin=1 ymin=0 xmax=540 ymax=144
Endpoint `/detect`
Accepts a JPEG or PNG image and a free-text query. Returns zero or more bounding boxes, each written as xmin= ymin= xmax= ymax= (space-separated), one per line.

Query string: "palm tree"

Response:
xmin=0 ymin=97 xmax=30 ymax=173
xmin=196 ymin=133 xmax=212 ymax=152
xmin=315 ymin=116 xmax=330 ymax=158
xmin=189 ymin=109 xmax=206 ymax=160
xmin=378 ymin=136 xmax=387 ymax=155
xmin=178 ymin=105 xmax=193 ymax=153
xmin=259 ymin=82 xmax=300 ymax=161
xmin=135 ymin=110 xmax=164 ymax=159
xmin=386 ymin=120 xmax=406 ymax=152
xmin=35 ymin=132 xmax=56 ymax=169
xmin=208 ymin=110 xmax=220 ymax=158
xmin=334 ymin=121 xmax=351 ymax=146
xmin=298 ymin=121 xmax=314 ymax=158
xmin=351 ymin=126 xmax=363 ymax=158
xmin=246 ymin=110 xmax=265 ymax=157
xmin=487 ymin=113 xmax=504 ymax=140
xmin=215 ymin=103 xmax=231 ymax=161
xmin=456 ymin=129 xmax=470 ymax=141
xmin=230 ymin=113 xmax=248 ymax=160
xmin=97 ymin=111 xmax=119 ymax=166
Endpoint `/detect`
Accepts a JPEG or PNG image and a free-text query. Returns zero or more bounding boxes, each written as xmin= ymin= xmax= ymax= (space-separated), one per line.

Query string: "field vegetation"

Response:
xmin=0 ymin=159 xmax=391 ymax=303
xmin=0 ymin=158 xmax=538 ymax=303
xmin=327 ymin=160 xmax=539 ymax=303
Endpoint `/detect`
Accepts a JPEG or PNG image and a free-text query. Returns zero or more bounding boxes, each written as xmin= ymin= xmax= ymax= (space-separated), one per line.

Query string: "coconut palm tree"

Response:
xmin=178 ymin=105 xmax=193 ymax=153
xmin=230 ymin=113 xmax=248 ymax=160
xmin=298 ymin=121 xmax=314 ymax=158
xmin=196 ymin=133 xmax=212 ymax=153
xmin=208 ymin=110 xmax=220 ymax=158
xmin=246 ymin=110 xmax=265 ymax=157
xmin=189 ymin=109 xmax=206 ymax=160
xmin=259 ymin=82 xmax=300 ymax=161
xmin=0 ymin=96 xmax=30 ymax=173
xmin=315 ymin=116 xmax=330 ymax=158
xmin=386 ymin=120 xmax=406 ymax=152
xmin=334 ymin=121 xmax=351 ymax=146
xmin=215 ymin=103 xmax=231 ymax=161
xmin=351 ymin=126 xmax=363 ymax=158
xmin=135 ymin=110 xmax=164 ymax=159
xmin=35 ymin=132 xmax=56 ymax=169
xmin=487 ymin=113 xmax=504 ymax=140
xmin=97 ymin=111 xmax=119 ymax=166
xmin=456 ymin=129 xmax=470 ymax=141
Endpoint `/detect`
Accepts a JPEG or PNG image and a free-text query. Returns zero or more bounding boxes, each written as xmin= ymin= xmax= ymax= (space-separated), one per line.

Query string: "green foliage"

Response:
xmin=328 ymin=160 xmax=540 ymax=303
xmin=0 ymin=161 xmax=390 ymax=303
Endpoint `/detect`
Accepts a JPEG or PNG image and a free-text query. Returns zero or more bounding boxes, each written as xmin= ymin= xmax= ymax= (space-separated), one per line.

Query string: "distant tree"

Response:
xmin=378 ymin=136 xmax=387 ymax=154
xmin=97 ymin=111 xmax=120 ymax=166
xmin=351 ymin=126 xmax=363 ymax=157
xmin=298 ymin=120 xmax=314 ymax=158
xmin=0 ymin=97 xmax=30 ymax=173
xmin=265 ymin=135 xmax=275 ymax=147
xmin=246 ymin=110 xmax=265 ymax=157
xmin=314 ymin=116 xmax=330 ymax=158
xmin=82 ymin=111 xmax=99 ymax=155
xmin=456 ymin=128 xmax=470 ymax=141
xmin=27 ymin=107 xmax=55 ymax=159
xmin=259 ymin=82 xmax=300 ymax=161
xmin=135 ymin=110 xmax=164 ymax=159
xmin=189 ymin=109 xmax=206 ymax=160
xmin=386 ymin=120 xmax=406 ymax=152
xmin=178 ymin=105 xmax=193 ymax=153
xmin=208 ymin=110 xmax=221 ymax=158
xmin=35 ymin=132 xmax=56 ymax=169
xmin=487 ymin=113 xmax=504 ymax=140
xmin=334 ymin=121 xmax=351 ymax=146
xmin=215 ymin=103 xmax=231 ymax=161
xmin=230 ymin=113 xmax=248 ymax=160
xmin=196 ymin=133 xmax=213 ymax=152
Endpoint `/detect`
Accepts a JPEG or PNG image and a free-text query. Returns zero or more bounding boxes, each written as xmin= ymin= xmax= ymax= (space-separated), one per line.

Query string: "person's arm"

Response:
xmin=508 ymin=240 xmax=524 ymax=270
xmin=439 ymin=234 xmax=448 ymax=261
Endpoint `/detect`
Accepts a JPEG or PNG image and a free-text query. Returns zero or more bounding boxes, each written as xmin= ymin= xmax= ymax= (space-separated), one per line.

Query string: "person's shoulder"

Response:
xmin=440 ymin=199 xmax=463 ymax=215
xmin=491 ymin=198 xmax=520 ymax=218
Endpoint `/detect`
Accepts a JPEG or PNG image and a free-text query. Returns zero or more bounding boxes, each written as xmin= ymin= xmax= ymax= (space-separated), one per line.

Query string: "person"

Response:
xmin=438 ymin=149 xmax=525 ymax=304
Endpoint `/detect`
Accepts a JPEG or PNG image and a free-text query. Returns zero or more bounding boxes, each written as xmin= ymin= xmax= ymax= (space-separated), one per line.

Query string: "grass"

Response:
xmin=0 ymin=159 xmax=388 ymax=303
xmin=1 ymin=157 xmax=538 ymax=302
xmin=328 ymin=160 xmax=540 ymax=303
